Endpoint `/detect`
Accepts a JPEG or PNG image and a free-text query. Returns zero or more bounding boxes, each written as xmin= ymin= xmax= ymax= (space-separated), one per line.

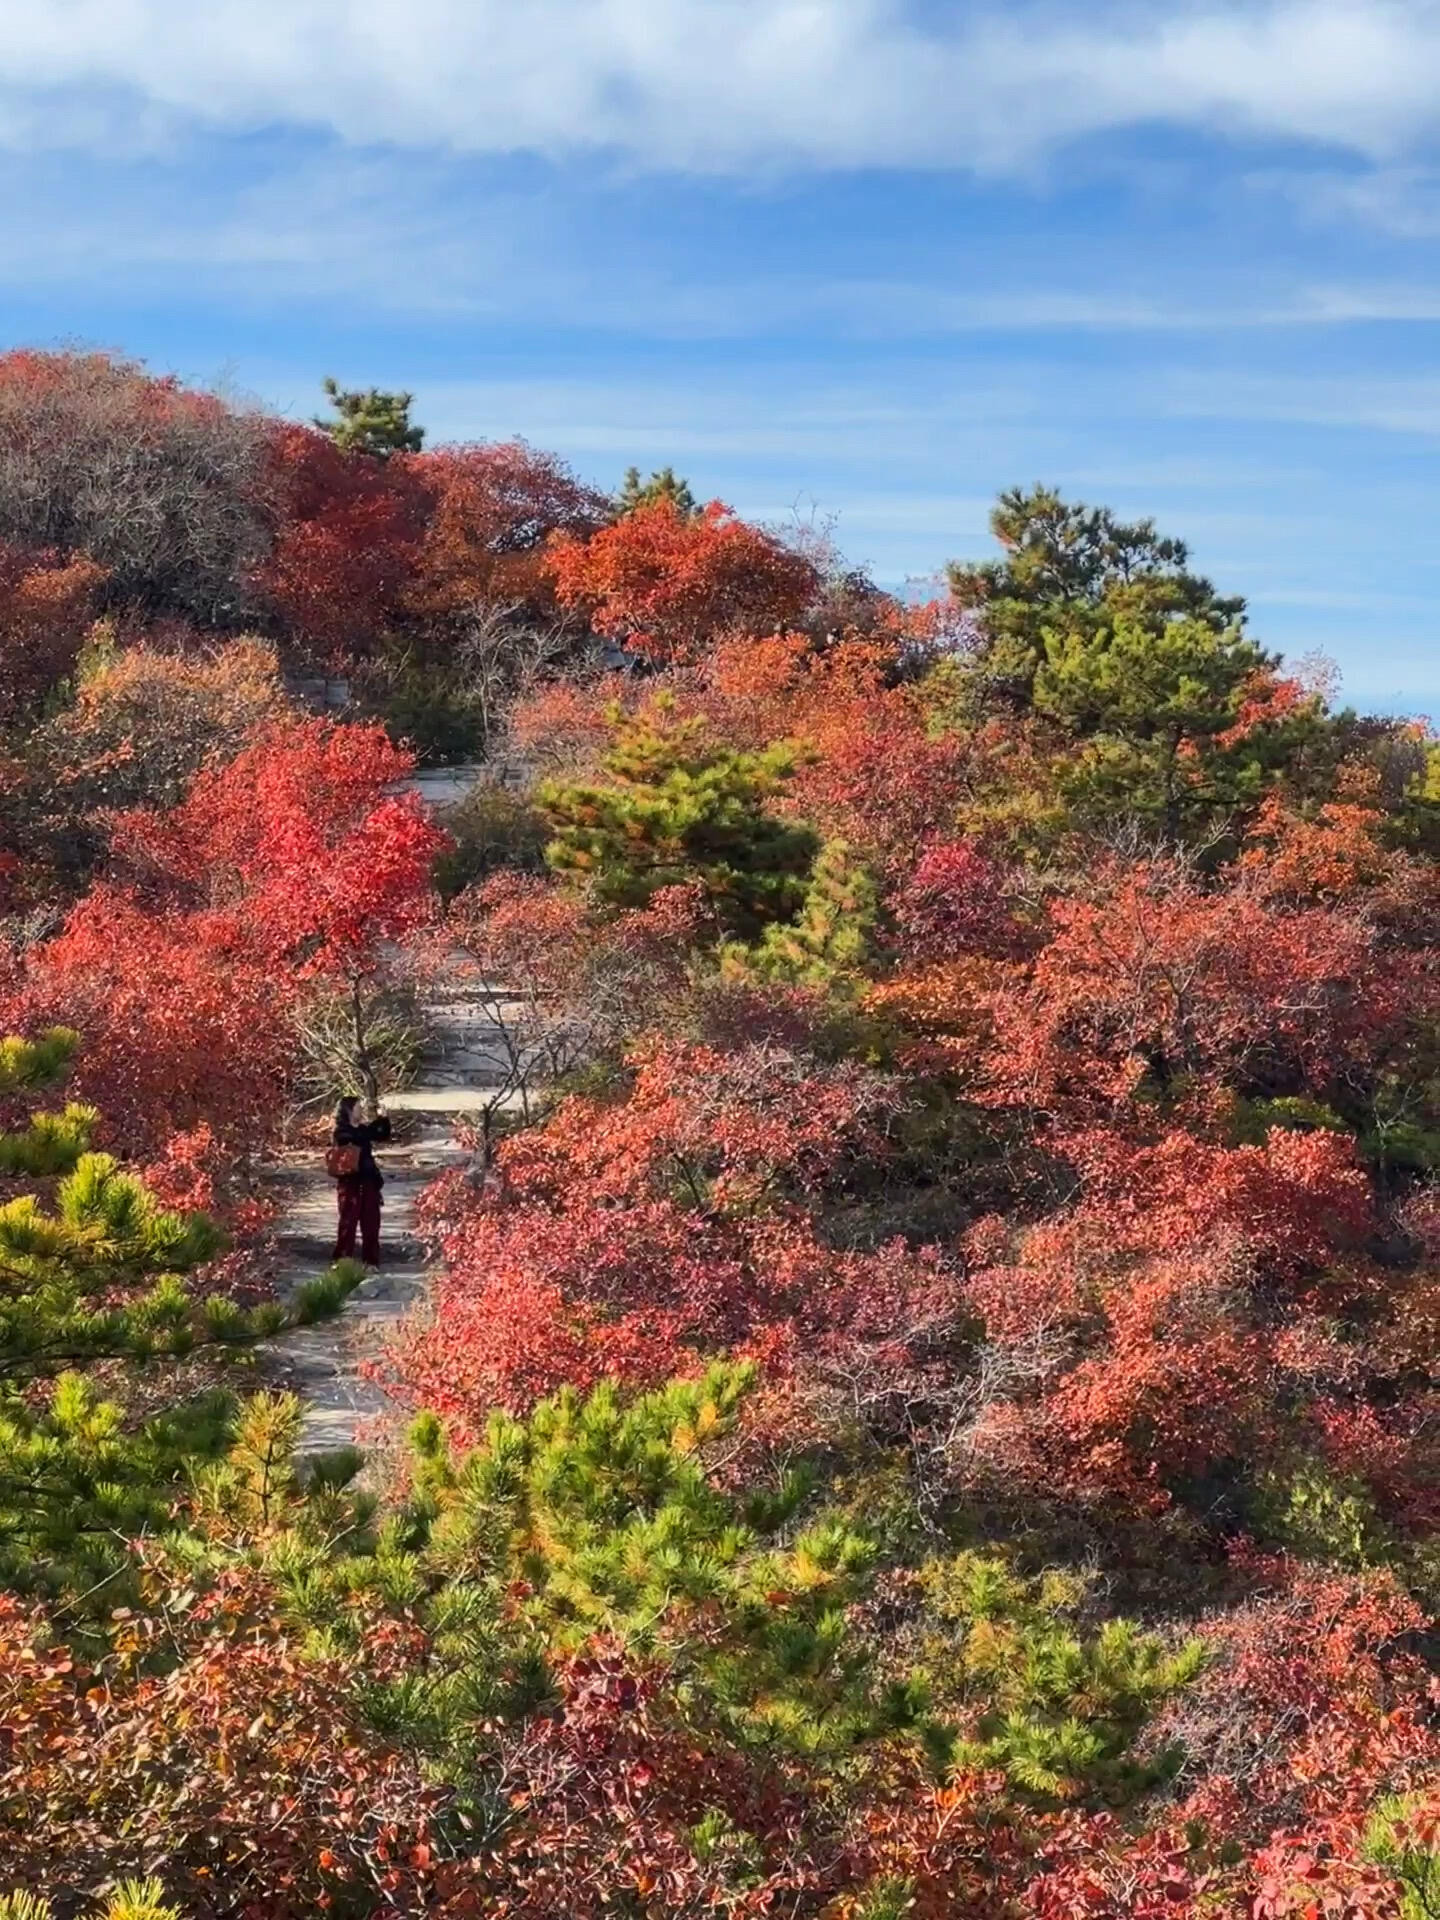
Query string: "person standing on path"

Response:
xmin=332 ymin=1095 xmax=392 ymax=1267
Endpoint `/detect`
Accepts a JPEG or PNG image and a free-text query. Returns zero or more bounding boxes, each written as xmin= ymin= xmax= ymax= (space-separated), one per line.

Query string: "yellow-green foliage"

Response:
xmin=0 ymin=1034 xmax=363 ymax=1617
xmin=0 ymin=1880 xmax=181 ymax=1920
xmin=0 ymin=1027 xmax=79 ymax=1097
xmin=721 ymin=838 xmax=876 ymax=991
xmin=1364 ymin=1794 xmax=1440 ymax=1918
xmin=915 ymin=1552 xmax=1205 ymax=1803
xmin=0 ymin=1104 xmax=97 ymax=1178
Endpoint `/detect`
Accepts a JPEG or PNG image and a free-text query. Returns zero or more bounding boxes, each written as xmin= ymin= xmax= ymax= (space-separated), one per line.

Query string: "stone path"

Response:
xmin=262 ymin=763 xmax=524 ymax=1453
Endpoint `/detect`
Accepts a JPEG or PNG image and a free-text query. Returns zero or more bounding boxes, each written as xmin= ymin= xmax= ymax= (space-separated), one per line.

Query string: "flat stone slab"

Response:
xmin=409 ymin=765 xmax=486 ymax=808
xmin=383 ymin=1085 xmax=529 ymax=1115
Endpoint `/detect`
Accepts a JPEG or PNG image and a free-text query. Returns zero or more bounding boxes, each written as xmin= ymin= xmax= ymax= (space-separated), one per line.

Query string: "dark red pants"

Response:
xmin=335 ymin=1180 xmax=382 ymax=1265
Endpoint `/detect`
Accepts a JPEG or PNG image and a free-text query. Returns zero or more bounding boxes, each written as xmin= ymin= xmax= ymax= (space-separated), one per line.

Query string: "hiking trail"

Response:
xmin=261 ymin=762 xmax=521 ymax=1452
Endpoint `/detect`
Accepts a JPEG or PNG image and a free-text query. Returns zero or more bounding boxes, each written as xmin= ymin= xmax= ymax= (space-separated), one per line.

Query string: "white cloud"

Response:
xmin=1161 ymin=368 xmax=1440 ymax=434
xmin=3 ymin=0 xmax=1440 ymax=173
xmin=6 ymin=137 xmax=1440 ymax=340
xmin=1258 ymin=162 xmax=1440 ymax=235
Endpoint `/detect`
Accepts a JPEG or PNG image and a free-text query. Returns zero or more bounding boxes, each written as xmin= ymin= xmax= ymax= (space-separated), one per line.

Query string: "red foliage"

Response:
xmin=0 ymin=346 xmax=238 ymax=431
xmin=0 ymin=541 xmax=105 ymax=719
xmin=0 ymin=1579 xmax=451 ymax=1917
xmin=1058 ymin=1125 xmax=1375 ymax=1271
xmin=1215 ymin=668 xmax=1313 ymax=751
xmin=111 ymin=716 xmax=445 ymax=973
xmin=141 ymin=1121 xmax=278 ymax=1238
xmin=262 ymin=431 xmax=607 ymax=657
xmin=1181 ymin=1561 xmax=1437 ymax=1840
xmin=980 ymin=855 xmax=1406 ymax=1123
xmin=260 ymin=423 xmax=426 ymax=656
xmin=26 ymin=892 xmax=297 ymax=1154
xmin=16 ymin=717 xmax=443 ymax=1154
xmin=697 ymin=633 xmax=980 ymax=869
xmin=474 ymin=1646 xmax=821 ymax=1917
xmin=890 ymin=837 xmax=1022 ymax=962
xmin=383 ymin=1040 xmax=961 ymax=1428
xmin=1240 ymin=793 xmax=1398 ymax=904
xmin=546 ymin=500 xmax=819 ymax=662
xmin=6 ymin=413 xmax=1440 ymax=1917
xmin=958 ymin=1128 xmax=1384 ymax=1504
xmin=1044 ymin=1251 xmax=1274 ymax=1496
xmin=0 ymin=349 xmax=274 ymax=629
xmin=506 ymin=628 xmax=984 ymax=868
xmin=505 ymin=671 xmax=635 ymax=776
xmin=403 ymin=440 xmax=607 ymax=619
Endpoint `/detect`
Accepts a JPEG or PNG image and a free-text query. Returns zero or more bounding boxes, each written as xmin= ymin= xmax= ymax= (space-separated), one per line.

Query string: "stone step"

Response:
xmin=417 ymin=1074 xmax=518 ymax=1094
xmin=422 ymin=988 xmax=532 ymax=1009
xmin=408 ymin=766 xmax=487 ymax=808
xmin=420 ymin=1024 xmax=519 ymax=1045
xmin=422 ymin=1017 xmax=525 ymax=1037
xmin=421 ymin=1028 xmax=527 ymax=1052
xmin=383 ymin=1085 xmax=530 ymax=1116
xmin=419 ymin=1053 xmax=519 ymax=1069
xmin=416 ymin=1075 xmax=526 ymax=1098
xmin=419 ymin=1046 xmax=532 ymax=1070
xmin=420 ymin=1059 xmax=518 ymax=1080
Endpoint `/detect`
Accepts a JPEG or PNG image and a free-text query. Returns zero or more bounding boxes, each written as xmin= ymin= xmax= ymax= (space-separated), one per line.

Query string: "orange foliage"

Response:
xmin=403 ymin=440 xmax=606 ymax=619
xmin=546 ymin=499 xmax=819 ymax=662
xmin=0 ymin=541 xmax=105 ymax=718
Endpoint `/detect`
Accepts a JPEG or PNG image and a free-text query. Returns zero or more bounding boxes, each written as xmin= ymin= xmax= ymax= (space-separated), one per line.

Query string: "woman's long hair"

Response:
xmin=335 ymin=1095 xmax=360 ymax=1129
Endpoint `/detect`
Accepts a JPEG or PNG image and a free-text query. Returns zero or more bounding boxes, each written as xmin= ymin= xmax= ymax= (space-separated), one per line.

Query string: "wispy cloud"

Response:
xmin=1162 ymin=369 xmax=1440 ymax=434
xmin=1255 ymin=162 xmax=1440 ymax=236
xmin=6 ymin=138 xmax=1440 ymax=343
xmin=1 ymin=2 xmax=1437 ymax=712
xmin=5 ymin=1 xmax=1440 ymax=174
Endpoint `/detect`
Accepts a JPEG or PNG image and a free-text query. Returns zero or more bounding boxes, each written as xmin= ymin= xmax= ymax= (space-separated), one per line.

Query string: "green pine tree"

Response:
xmin=721 ymin=838 xmax=876 ymax=991
xmin=947 ymin=485 xmax=1246 ymax=706
xmin=914 ymin=1552 xmax=1205 ymax=1806
xmin=946 ymin=486 xmax=1322 ymax=838
xmin=540 ymin=702 xmax=820 ymax=938
xmin=406 ymin=1364 xmax=886 ymax=1754
xmin=615 ymin=464 xmax=699 ymax=517
xmin=1033 ymin=610 xmax=1302 ymax=837
xmin=0 ymin=1030 xmax=363 ymax=1604
xmin=316 ymin=377 xmax=424 ymax=458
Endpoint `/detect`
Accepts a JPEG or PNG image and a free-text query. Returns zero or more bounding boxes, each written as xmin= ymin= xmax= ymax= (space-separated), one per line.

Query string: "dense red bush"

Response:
xmin=404 ymin=440 xmax=608 ymax=620
xmin=260 ymin=422 xmax=428 ymax=656
xmin=547 ymin=499 xmax=820 ymax=662
xmin=383 ymin=1039 xmax=965 ymax=1428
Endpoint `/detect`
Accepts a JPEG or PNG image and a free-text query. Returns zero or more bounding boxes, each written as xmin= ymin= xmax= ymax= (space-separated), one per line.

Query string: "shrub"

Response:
xmin=433 ymin=779 xmax=549 ymax=897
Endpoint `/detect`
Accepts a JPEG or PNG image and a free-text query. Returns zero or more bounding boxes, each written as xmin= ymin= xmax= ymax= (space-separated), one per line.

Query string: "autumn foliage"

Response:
xmin=7 ymin=716 xmax=444 ymax=1155
xmin=546 ymin=498 xmax=820 ymax=661
xmin=1 ymin=356 xmax=1439 ymax=1917
xmin=0 ymin=541 xmax=106 ymax=721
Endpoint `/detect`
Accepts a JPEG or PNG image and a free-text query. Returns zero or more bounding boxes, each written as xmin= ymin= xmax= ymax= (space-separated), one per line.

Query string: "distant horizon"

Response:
xmin=3 ymin=0 xmax=1437 ymax=713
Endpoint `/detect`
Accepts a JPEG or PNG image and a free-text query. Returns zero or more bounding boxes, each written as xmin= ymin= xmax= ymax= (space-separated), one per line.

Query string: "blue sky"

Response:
xmin=1 ymin=0 xmax=1438 ymax=710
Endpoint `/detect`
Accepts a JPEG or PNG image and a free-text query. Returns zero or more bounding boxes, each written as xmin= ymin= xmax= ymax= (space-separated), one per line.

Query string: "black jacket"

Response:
xmin=334 ymin=1113 xmax=392 ymax=1187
